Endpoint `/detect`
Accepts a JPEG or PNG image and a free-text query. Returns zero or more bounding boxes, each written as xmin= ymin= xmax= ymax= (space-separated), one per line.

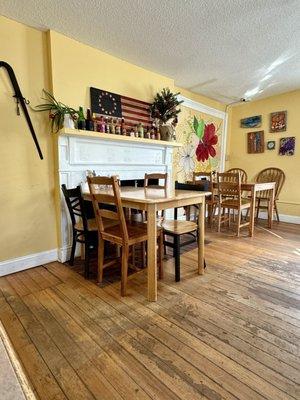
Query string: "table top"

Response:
xmin=83 ymin=185 xmax=211 ymax=204
xmin=188 ymin=180 xmax=276 ymax=190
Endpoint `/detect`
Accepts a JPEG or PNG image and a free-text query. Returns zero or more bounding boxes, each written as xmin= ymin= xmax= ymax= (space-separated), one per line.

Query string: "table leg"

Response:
xmin=249 ymin=187 xmax=256 ymax=237
xmin=268 ymin=187 xmax=275 ymax=229
xmin=198 ymin=200 xmax=205 ymax=275
xmin=147 ymin=203 xmax=157 ymax=301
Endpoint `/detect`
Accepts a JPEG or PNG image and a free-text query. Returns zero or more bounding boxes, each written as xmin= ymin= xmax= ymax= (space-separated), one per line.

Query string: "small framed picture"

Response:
xmin=247 ymin=131 xmax=264 ymax=153
xmin=279 ymin=137 xmax=295 ymax=156
xmin=270 ymin=111 xmax=287 ymax=132
xmin=240 ymin=115 xmax=262 ymax=128
xmin=266 ymin=140 xmax=275 ymax=150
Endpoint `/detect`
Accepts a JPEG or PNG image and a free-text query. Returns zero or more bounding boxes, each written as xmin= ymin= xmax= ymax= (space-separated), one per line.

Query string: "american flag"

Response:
xmin=90 ymin=87 xmax=153 ymax=130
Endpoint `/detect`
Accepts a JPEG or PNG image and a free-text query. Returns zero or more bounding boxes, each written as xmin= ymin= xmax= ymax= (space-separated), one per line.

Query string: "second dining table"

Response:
xmin=83 ymin=185 xmax=210 ymax=301
xmin=189 ymin=179 xmax=276 ymax=235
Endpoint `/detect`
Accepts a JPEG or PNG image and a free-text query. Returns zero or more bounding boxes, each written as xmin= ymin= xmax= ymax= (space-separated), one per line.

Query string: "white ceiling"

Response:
xmin=1 ymin=0 xmax=300 ymax=103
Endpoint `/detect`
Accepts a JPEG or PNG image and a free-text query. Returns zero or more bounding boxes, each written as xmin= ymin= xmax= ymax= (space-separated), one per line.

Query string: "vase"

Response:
xmin=159 ymin=124 xmax=176 ymax=141
xmin=63 ymin=113 xmax=75 ymax=129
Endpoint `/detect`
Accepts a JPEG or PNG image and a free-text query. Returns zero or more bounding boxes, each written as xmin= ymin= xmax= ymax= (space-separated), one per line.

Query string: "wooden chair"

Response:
xmin=61 ymin=184 xmax=97 ymax=278
xmin=144 ymin=172 xmax=168 ymax=222
xmin=161 ymin=182 xmax=206 ymax=282
xmin=226 ymin=168 xmax=248 ymax=183
xmin=255 ymin=168 xmax=285 ymax=222
xmin=193 ymin=171 xmax=217 ymax=225
xmin=87 ymin=176 xmax=163 ymax=296
xmin=216 ymin=173 xmax=252 ymax=236
xmin=144 ymin=173 xmax=168 ymax=189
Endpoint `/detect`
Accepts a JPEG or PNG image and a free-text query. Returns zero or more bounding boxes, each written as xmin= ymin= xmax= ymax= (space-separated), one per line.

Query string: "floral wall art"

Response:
xmin=174 ymin=106 xmax=223 ymax=182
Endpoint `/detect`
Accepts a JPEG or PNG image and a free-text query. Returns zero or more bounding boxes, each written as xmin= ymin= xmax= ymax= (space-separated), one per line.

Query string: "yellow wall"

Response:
xmin=0 ymin=20 xmax=224 ymax=263
xmin=0 ymin=16 xmax=57 ymax=262
xmin=227 ymin=90 xmax=300 ymax=216
xmin=49 ymin=31 xmax=174 ymax=107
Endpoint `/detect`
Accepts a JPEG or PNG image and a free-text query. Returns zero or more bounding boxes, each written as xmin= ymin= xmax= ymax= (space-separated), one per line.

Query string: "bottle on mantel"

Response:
xmin=115 ymin=118 xmax=121 ymax=135
xmin=85 ymin=109 xmax=94 ymax=131
xmin=121 ymin=118 xmax=126 ymax=135
xmin=77 ymin=106 xmax=86 ymax=130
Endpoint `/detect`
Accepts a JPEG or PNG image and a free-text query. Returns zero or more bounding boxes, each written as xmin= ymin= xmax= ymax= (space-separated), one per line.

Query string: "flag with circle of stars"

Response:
xmin=90 ymin=87 xmax=122 ymax=117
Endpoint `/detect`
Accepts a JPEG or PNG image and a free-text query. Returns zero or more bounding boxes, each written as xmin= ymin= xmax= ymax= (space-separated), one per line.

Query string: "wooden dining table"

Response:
xmin=242 ymin=181 xmax=276 ymax=234
xmin=83 ymin=186 xmax=210 ymax=301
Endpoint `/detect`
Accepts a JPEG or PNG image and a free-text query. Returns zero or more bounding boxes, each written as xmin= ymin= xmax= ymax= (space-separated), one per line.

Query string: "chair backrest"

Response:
xmin=87 ymin=176 xmax=128 ymax=242
xmin=61 ymin=184 xmax=88 ymax=231
xmin=226 ymin=168 xmax=247 ymax=183
xmin=217 ymin=172 xmax=241 ymax=203
xmin=193 ymin=171 xmax=214 ymax=192
xmin=144 ymin=173 xmax=168 ymax=189
xmin=256 ymin=168 xmax=285 ymax=199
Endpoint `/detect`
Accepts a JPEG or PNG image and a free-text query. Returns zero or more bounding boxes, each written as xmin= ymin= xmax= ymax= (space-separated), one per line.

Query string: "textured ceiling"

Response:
xmin=1 ymin=0 xmax=300 ymax=103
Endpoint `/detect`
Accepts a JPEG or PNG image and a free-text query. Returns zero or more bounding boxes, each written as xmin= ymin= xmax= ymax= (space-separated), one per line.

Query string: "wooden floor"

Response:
xmin=0 ymin=221 xmax=299 ymax=400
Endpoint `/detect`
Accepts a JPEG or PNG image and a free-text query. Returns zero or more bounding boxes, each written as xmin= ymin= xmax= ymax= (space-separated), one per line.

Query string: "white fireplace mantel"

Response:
xmin=57 ymin=128 xmax=182 ymax=261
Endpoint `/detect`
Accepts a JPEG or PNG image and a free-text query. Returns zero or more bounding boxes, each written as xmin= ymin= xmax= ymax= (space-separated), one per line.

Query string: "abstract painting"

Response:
xmin=279 ymin=137 xmax=295 ymax=155
xmin=247 ymin=131 xmax=264 ymax=153
xmin=266 ymin=140 xmax=275 ymax=150
xmin=241 ymin=115 xmax=262 ymax=128
xmin=270 ymin=111 xmax=287 ymax=132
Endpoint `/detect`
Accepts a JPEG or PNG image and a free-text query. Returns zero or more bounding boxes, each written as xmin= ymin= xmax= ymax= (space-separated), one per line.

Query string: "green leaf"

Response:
xmin=193 ymin=116 xmax=198 ymax=134
xmin=196 ymin=118 xmax=205 ymax=140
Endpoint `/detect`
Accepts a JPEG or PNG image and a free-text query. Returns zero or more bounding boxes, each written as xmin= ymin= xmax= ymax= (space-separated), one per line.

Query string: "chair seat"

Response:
xmin=221 ymin=198 xmax=251 ymax=209
xmin=102 ymin=221 xmax=161 ymax=245
xmin=75 ymin=218 xmax=116 ymax=232
xmin=161 ymin=220 xmax=198 ymax=235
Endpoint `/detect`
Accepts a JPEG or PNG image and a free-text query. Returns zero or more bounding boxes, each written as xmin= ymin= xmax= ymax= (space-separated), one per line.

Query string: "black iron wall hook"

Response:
xmin=0 ymin=61 xmax=43 ymax=159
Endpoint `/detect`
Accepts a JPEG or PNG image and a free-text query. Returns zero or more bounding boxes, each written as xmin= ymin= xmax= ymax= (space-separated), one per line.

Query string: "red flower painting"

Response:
xmin=196 ymin=123 xmax=218 ymax=162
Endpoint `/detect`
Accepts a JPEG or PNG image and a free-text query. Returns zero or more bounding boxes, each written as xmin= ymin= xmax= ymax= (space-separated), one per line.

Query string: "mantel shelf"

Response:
xmin=59 ymin=128 xmax=183 ymax=147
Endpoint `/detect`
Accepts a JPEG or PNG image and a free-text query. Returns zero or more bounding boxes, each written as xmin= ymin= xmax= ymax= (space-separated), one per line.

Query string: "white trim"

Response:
xmin=177 ymin=95 xmax=226 ymax=119
xmin=220 ymin=113 xmax=229 ymax=172
xmin=0 ymin=249 xmax=58 ymax=277
xmin=58 ymin=244 xmax=81 ymax=263
xmin=258 ymin=211 xmax=300 ymax=224
xmin=178 ymin=95 xmax=228 ymax=172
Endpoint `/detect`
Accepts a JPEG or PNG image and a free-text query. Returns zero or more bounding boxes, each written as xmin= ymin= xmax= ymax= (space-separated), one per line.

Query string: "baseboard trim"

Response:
xmin=258 ymin=211 xmax=300 ymax=224
xmin=0 ymin=249 xmax=58 ymax=277
xmin=58 ymin=244 xmax=81 ymax=263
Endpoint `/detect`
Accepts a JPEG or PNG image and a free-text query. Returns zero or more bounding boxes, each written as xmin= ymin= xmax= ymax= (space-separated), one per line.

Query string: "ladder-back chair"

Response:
xmin=61 ymin=184 xmax=97 ymax=278
xmin=193 ymin=171 xmax=217 ymax=225
xmin=255 ymin=167 xmax=285 ymax=222
xmin=216 ymin=172 xmax=252 ymax=236
xmin=88 ymin=176 xmax=163 ymax=295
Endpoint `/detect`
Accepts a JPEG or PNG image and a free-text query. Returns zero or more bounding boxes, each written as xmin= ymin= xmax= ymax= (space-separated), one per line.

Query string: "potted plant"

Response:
xmin=149 ymin=88 xmax=183 ymax=141
xmin=34 ymin=89 xmax=78 ymax=133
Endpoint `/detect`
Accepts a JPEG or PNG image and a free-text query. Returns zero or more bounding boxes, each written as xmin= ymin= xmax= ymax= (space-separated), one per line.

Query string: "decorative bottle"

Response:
xmin=109 ymin=118 xmax=115 ymax=134
xmin=105 ymin=117 xmax=110 ymax=133
xmin=115 ymin=118 xmax=121 ymax=134
xmin=137 ymin=123 xmax=144 ymax=138
xmin=121 ymin=118 xmax=126 ymax=135
xmin=77 ymin=106 xmax=86 ymax=130
xmin=85 ymin=109 xmax=94 ymax=131
xmin=99 ymin=116 xmax=106 ymax=133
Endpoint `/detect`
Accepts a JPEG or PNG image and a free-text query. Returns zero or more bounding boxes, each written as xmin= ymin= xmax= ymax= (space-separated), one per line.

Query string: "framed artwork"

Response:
xmin=267 ymin=140 xmax=275 ymax=150
xmin=240 ymin=115 xmax=262 ymax=128
xmin=279 ymin=137 xmax=295 ymax=156
xmin=247 ymin=131 xmax=264 ymax=153
xmin=270 ymin=111 xmax=287 ymax=132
